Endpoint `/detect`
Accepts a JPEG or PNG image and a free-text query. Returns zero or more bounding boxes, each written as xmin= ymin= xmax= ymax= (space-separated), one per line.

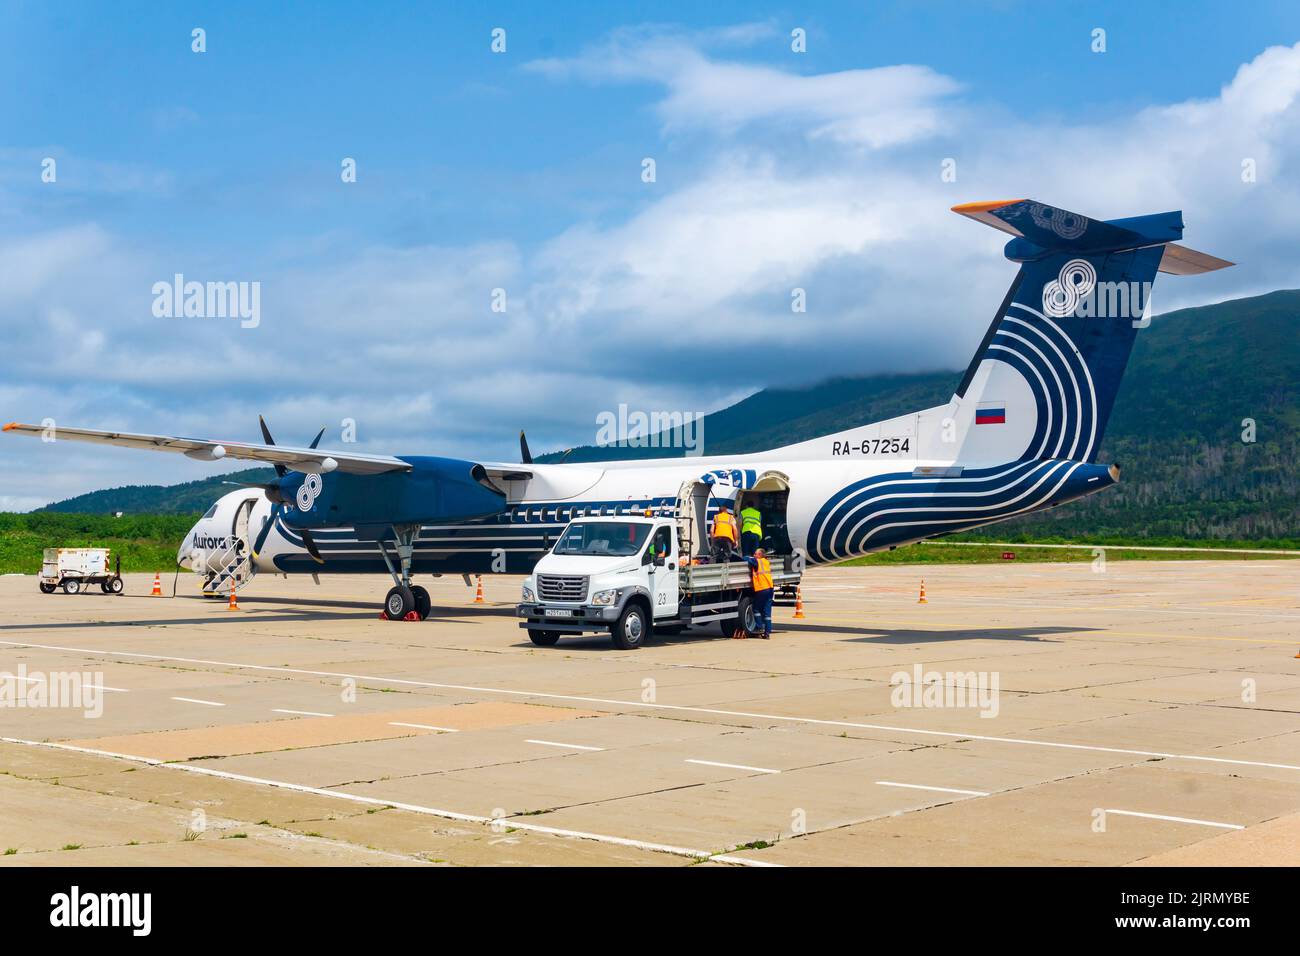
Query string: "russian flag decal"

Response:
xmin=976 ymin=405 xmax=1006 ymax=425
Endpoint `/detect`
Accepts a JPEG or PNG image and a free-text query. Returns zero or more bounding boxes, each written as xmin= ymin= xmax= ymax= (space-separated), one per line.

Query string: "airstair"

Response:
xmin=201 ymin=498 xmax=257 ymax=595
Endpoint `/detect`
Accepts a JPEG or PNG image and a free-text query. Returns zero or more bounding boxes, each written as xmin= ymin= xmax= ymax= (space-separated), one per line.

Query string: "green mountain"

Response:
xmin=37 ymin=467 xmax=277 ymax=515
xmin=35 ymin=290 xmax=1300 ymax=543
xmin=540 ymin=289 xmax=1300 ymax=542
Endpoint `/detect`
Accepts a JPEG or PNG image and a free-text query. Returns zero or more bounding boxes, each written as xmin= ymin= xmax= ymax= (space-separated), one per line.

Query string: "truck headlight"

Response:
xmin=590 ymin=588 xmax=618 ymax=607
xmin=521 ymin=585 xmax=535 ymax=603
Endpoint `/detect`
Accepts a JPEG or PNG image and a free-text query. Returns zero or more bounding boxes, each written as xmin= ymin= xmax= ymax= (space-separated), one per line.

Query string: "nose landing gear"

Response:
xmin=376 ymin=523 xmax=431 ymax=621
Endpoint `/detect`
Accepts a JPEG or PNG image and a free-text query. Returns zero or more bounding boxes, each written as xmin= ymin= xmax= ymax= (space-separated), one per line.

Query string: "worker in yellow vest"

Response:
xmin=710 ymin=505 xmax=738 ymax=562
xmin=740 ymin=503 xmax=763 ymax=557
xmin=745 ymin=547 xmax=774 ymax=639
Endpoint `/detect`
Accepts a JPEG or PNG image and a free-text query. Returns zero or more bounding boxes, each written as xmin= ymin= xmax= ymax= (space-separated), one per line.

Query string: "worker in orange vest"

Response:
xmin=710 ymin=504 xmax=738 ymax=562
xmin=745 ymin=547 xmax=774 ymax=639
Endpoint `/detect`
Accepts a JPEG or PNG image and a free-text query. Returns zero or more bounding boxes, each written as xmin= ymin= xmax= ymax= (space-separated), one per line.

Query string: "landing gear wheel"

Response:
xmin=107 ymin=576 xmax=124 ymax=594
xmin=39 ymin=582 xmax=55 ymax=594
xmin=529 ymin=630 xmax=561 ymax=647
xmin=383 ymin=585 xmax=415 ymax=621
xmin=62 ymin=579 xmax=81 ymax=595
xmin=410 ymin=585 xmax=431 ymax=620
xmin=611 ymin=604 xmax=648 ymax=650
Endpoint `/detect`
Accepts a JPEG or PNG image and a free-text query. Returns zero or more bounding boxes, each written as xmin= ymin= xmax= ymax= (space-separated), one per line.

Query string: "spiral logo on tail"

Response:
xmin=1042 ymin=258 xmax=1097 ymax=318
xmin=296 ymin=472 xmax=323 ymax=511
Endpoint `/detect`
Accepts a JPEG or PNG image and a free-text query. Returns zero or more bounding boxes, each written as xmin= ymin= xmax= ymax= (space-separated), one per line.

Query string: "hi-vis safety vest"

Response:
xmin=741 ymin=507 xmax=762 ymax=536
xmin=751 ymin=555 xmax=773 ymax=591
xmin=712 ymin=511 xmax=737 ymax=542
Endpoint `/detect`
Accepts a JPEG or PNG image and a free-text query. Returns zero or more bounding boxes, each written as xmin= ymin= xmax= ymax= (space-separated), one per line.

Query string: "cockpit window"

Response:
xmin=202 ymin=504 xmax=218 ymax=519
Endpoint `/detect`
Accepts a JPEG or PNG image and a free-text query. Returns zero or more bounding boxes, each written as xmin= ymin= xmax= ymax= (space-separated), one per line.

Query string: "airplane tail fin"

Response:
xmin=947 ymin=199 xmax=1232 ymax=463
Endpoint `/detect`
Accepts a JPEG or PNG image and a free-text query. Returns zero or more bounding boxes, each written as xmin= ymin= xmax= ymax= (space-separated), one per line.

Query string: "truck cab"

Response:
xmin=518 ymin=514 xmax=801 ymax=650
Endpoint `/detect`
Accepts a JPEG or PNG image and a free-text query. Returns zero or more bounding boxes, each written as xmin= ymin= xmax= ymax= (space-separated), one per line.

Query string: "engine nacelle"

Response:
xmin=273 ymin=456 xmax=506 ymax=533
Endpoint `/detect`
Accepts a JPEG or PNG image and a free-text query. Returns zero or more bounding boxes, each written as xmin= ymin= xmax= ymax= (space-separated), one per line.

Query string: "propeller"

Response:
xmin=258 ymin=415 xmax=286 ymax=478
xmin=519 ymin=429 xmax=533 ymax=464
xmin=250 ymin=416 xmax=326 ymax=563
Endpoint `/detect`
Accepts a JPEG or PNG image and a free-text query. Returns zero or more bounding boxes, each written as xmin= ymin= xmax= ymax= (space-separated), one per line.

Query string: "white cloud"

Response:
xmin=528 ymin=26 xmax=962 ymax=147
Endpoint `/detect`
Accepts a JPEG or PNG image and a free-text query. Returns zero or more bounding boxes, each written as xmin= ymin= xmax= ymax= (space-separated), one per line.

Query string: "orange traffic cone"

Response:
xmin=918 ymin=579 xmax=928 ymax=604
xmin=227 ymin=578 xmax=239 ymax=611
xmin=151 ymin=572 xmax=162 ymax=596
xmin=793 ymin=586 xmax=806 ymax=619
xmin=474 ymin=575 xmax=485 ymax=604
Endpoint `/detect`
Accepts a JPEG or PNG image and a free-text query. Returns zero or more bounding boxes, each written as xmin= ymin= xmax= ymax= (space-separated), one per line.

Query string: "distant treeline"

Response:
xmin=0 ymin=512 xmax=198 ymax=575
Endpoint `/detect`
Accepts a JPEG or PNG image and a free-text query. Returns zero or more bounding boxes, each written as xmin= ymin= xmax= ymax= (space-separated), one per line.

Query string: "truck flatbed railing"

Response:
xmin=679 ymin=555 xmax=800 ymax=595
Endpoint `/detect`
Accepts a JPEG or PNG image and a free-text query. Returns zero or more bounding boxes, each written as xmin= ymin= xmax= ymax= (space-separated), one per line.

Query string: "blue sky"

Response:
xmin=2 ymin=1 xmax=1299 ymax=507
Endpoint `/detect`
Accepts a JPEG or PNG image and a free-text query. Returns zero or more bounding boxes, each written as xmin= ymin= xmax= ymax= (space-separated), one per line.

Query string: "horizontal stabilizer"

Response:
xmin=951 ymin=199 xmax=1232 ymax=275
xmin=1157 ymin=242 xmax=1235 ymax=275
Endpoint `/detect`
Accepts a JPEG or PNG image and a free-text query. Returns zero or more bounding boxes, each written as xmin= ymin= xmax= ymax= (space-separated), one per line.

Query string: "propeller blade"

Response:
xmin=519 ymin=430 xmax=532 ymax=464
xmin=251 ymin=503 xmax=280 ymax=556
xmin=299 ymin=528 xmax=325 ymax=564
xmin=308 ymin=427 xmax=326 ymax=449
xmin=258 ymin=414 xmax=287 ymax=477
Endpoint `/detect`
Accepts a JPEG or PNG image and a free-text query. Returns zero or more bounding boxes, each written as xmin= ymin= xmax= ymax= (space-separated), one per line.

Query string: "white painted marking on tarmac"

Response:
xmin=6 ymin=638 xmax=1300 ymax=774
xmin=389 ymin=722 xmax=458 ymax=733
xmin=1103 ymin=808 xmax=1244 ymax=830
xmin=271 ymin=708 xmax=334 ymax=717
xmin=0 ymin=736 xmax=779 ymax=867
xmin=686 ymin=759 xmax=780 ymax=774
xmin=526 ymin=739 xmax=604 ymax=752
xmin=876 ymin=781 xmax=990 ymax=797
xmin=85 ymin=684 xmax=128 ymax=693
xmin=171 ymin=696 xmax=224 ymax=707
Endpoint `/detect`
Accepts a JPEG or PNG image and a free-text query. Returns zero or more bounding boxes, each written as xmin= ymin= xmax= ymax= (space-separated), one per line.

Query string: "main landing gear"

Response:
xmin=375 ymin=523 xmax=431 ymax=621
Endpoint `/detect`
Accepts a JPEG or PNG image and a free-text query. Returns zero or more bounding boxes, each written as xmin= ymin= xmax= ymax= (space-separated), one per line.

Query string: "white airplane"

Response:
xmin=6 ymin=199 xmax=1231 ymax=620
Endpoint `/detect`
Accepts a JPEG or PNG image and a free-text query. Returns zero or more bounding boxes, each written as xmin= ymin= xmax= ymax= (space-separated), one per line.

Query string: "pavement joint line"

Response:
xmin=0 ymin=736 xmax=779 ymax=868
xmin=686 ymin=759 xmax=780 ymax=774
xmin=1103 ymin=808 xmax=1245 ymax=830
xmin=171 ymin=696 xmax=224 ymax=707
xmin=876 ymin=780 xmax=990 ymax=796
xmin=525 ymin=739 xmax=605 ymax=751
xmin=388 ymin=722 xmax=458 ymax=733
xmin=4 ymin=638 xmax=1300 ymax=774
xmin=272 ymin=708 xmax=335 ymax=717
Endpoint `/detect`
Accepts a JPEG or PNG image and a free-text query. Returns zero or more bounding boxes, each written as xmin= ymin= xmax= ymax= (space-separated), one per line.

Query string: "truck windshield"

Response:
xmin=553 ymin=521 xmax=651 ymax=557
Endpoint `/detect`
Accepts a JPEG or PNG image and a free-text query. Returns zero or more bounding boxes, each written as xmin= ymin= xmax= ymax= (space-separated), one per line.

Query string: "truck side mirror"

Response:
xmin=654 ymin=555 xmax=666 ymax=568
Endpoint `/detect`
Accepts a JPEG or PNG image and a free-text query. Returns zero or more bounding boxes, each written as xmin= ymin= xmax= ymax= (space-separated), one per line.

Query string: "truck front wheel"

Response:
xmin=736 ymin=594 xmax=758 ymax=637
xmin=528 ymin=630 xmax=560 ymax=647
xmin=611 ymin=603 xmax=648 ymax=650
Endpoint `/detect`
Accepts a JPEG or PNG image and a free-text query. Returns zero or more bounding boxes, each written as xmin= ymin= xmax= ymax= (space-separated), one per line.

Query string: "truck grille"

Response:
xmin=537 ymin=574 xmax=588 ymax=603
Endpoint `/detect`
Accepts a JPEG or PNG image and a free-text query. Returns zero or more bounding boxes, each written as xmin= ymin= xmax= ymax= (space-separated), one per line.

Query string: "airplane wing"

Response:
xmin=2 ymin=422 xmax=411 ymax=475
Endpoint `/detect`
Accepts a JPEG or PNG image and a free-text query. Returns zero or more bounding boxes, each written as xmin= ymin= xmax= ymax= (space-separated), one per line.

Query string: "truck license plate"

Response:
xmin=543 ymin=608 xmax=574 ymax=618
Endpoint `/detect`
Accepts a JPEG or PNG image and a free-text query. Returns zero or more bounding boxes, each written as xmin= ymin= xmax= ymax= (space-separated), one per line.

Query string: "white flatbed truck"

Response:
xmin=39 ymin=547 xmax=124 ymax=595
xmin=517 ymin=515 xmax=801 ymax=649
